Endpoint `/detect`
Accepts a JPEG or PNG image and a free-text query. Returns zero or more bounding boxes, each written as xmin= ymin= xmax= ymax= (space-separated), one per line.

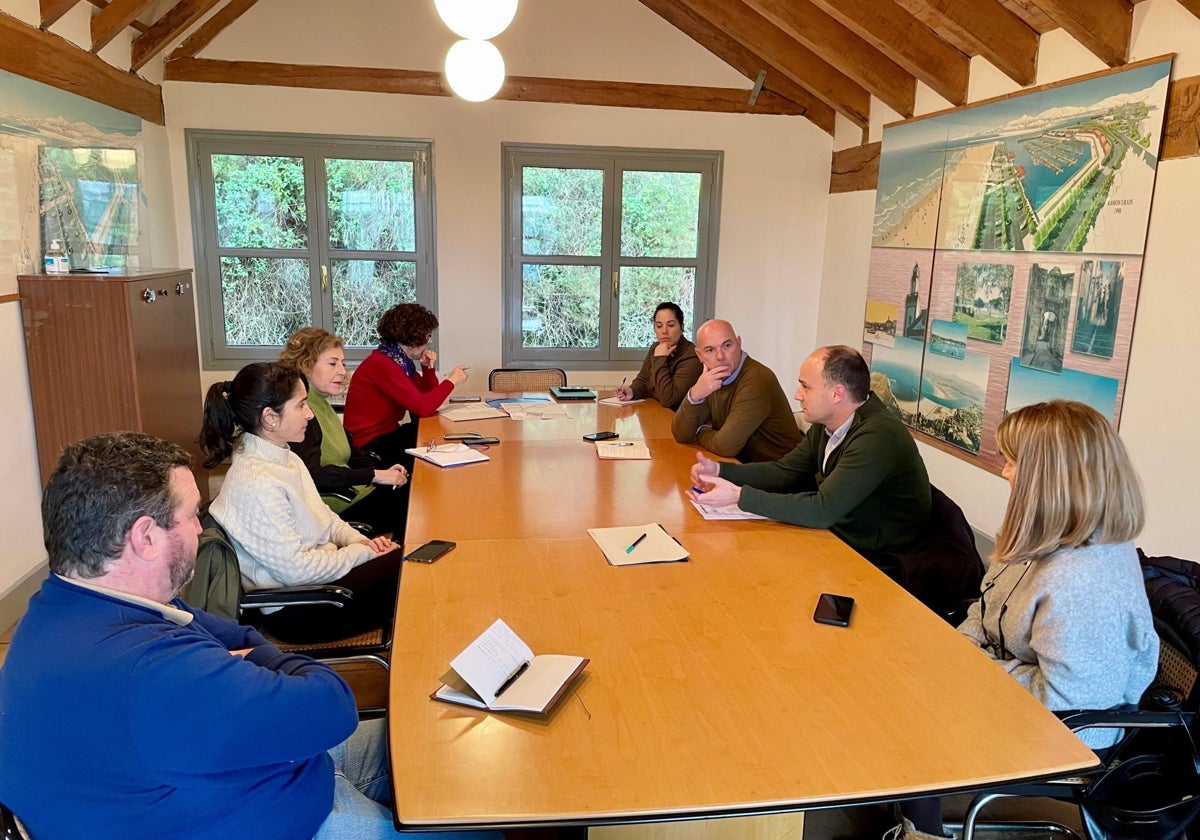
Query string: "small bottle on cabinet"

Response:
xmin=43 ymin=239 xmax=70 ymax=274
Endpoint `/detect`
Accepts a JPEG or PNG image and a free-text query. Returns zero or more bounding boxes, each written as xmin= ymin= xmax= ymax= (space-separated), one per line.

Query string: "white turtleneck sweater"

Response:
xmin=210 ymin=432 xmax=376 ymax=590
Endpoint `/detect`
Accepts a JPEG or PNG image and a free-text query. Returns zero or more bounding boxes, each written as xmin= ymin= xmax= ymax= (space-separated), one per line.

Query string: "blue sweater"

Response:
xmin=0 ymin=575 xmax=359 ymax=840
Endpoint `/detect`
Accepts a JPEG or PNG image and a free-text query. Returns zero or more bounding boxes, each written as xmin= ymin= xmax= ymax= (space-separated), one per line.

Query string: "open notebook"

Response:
xmin=405 ymin=443 xmax=490 ymax=468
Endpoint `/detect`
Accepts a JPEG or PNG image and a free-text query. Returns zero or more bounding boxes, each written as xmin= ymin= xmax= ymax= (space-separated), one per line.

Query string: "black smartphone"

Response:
xmin=583 ymin=431 xmax=619 ymax=441
xmin=448 ymin=395 xmax=482 ymax=402
xmin=813 ymin=593 xmax=855 ymax=627
xmin=445 ymin=433 xmax=483 ymax=440
xmin=405 ymin=540 xmax=457 ymax=563
xmin=463 ymin=436 xmax=500 ymax=445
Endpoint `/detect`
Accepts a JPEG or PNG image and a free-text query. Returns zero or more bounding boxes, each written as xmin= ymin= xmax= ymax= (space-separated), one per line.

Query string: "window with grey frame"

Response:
xmin=187 ymin=130 xmax=436 ymax=368
xmin=502 ymin=144 xmax=722 ymax=368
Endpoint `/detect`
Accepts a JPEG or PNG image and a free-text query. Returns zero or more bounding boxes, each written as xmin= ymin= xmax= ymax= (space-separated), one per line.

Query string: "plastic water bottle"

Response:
xmin=43 ymin=239 xmax=69 ymax=274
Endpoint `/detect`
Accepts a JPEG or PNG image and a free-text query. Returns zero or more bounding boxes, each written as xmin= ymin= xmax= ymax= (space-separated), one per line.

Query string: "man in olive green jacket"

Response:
xmin=688 ymin=345 xmax=931 ymax=562
xmin=670 ymin=319 xmax=803 ymax=463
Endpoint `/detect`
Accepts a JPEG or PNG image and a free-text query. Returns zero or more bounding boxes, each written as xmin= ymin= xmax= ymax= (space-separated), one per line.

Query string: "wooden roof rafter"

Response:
xmin=893 ymin=0 xmax=1039 ymax=88
xmin=131 ymin=0 xmax=222 ymax=71
xmin=637 ymin=0 xmax=837 ymax=132
xmin=1031 ymin=0 xmax=1133 ymax=67
xmin=671 ymin=0 xmax=873 ymax=127
xmin=168 ymin=0 xmax=259 ymax=59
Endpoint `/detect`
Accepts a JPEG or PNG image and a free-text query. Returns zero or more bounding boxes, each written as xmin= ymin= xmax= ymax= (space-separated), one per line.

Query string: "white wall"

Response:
xmin=169 ymin=0 xmax=832 ymax=394
xmin=0 ymin=0 xmax=180 ymax=602
xmin=817 ymin=0 xmax=1200 ymax=556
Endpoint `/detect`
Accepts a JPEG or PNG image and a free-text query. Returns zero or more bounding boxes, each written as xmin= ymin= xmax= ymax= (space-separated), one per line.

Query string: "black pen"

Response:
xmin=625 ymin=532 xmax=648 ymax=554
xmin=494 ymin=661 xmax=530 ymax=697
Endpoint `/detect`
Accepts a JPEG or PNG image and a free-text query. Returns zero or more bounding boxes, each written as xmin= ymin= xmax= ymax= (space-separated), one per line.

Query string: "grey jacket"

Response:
xmin=957 ymin=541 xmax=1158 ymax=748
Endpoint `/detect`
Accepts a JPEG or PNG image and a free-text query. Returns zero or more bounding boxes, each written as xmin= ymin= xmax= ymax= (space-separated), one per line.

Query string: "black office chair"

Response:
xmin=0 ymin=804 xmax=27 ymax=840
xmin=951 ymin=550 xmax=1200 ymax=840
xmin=488 ymin=367 xmax=567 ymax=392
xmin=895 ymin=485 xmax=986 ymax=625
xmin=181 ymin=513 xmax=393 ymax=663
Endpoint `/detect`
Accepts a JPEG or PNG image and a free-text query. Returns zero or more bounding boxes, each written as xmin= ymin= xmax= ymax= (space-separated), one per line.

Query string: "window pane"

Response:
xmin=212 ymin=154 xmax=307 ymax=249
xmin=40 ymin=147 xmax=140 ymax=269
xmin=522 ymin=167 xmax=603 ymax=257
xmin=617 ymin=266 xmax=696 ymax=348
xmin=521 ymin=264 xmax=601 ymax=348
xmin=326 ymin=158 xmax=415 ymax=252
xmin=332 ymin=259 xmax=416 ymax=347
xmin=620 ymin=170 xmax=701 ymax=258
xmin=220 ymin=256 xmax=311 ymax=346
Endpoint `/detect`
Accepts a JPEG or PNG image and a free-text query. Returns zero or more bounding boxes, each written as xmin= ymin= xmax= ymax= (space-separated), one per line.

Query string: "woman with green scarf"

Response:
xmin=278 ymin=327 xmax=409 ymax=538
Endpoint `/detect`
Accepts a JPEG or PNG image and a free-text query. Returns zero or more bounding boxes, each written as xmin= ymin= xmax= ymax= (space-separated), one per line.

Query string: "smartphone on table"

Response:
xmin=583 ymin=431 xmax=619 ymax=442
xmin=404 ymin=540 xmax=457 ymax=563
xmin=813 ymin=593 xmax=855 ymax=627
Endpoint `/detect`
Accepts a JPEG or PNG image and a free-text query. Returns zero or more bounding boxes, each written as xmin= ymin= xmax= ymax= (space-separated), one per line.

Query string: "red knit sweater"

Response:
xmin=343 ymin=350 xmax=454 ymax=447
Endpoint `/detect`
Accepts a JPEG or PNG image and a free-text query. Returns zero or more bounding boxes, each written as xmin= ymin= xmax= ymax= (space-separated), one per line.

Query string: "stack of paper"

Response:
xmin=439 ymin=403 xmax=507 ymax=421
xmin=586 ymin=523 xmax=688 ymax=566
xmin=405 ymin=443 xmax=490 ymax=468
xmin=500 ymin=402 xmax=570 ymax=420
xmin=688 ymin=498 xmax=770 ymax=521
xmin=595 ymin=440 xmax=651 ymax=460
xmin=432 ymin=618 xmax=588 ymax=714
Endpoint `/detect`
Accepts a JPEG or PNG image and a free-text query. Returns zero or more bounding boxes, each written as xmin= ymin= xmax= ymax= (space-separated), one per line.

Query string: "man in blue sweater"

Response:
xmin=0 ymin=433 xmax=487 ymax=840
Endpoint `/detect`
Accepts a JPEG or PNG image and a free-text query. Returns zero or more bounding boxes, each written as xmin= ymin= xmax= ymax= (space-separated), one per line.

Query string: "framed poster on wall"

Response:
xmin=862 ymin=56 xmax=1172 ymax=471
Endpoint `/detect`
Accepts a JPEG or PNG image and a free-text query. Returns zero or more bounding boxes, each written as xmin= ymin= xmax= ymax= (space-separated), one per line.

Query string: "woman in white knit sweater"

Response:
xmin=200 ymin=362 xmax=401 ymax=643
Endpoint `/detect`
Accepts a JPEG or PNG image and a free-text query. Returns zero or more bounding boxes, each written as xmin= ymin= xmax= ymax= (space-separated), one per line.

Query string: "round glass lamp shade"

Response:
xmin=444 ymin=39 xmax=506 ymax=102
xmin=434 ymin=0 xmax=517 ymax=40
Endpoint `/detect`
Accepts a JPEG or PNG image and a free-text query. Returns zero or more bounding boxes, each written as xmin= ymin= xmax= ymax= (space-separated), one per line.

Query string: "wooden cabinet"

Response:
xmin=18 ymin=268 xmax=205 ymax=490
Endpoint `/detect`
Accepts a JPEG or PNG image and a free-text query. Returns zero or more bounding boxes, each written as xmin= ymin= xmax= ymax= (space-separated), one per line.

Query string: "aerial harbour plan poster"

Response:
xmin=862 ymin=57 xmax=1170 ymax=469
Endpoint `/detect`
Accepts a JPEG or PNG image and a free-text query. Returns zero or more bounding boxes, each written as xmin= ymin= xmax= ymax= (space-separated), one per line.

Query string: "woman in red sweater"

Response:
xmin=343 ymin=303 xmax=469 ymax=463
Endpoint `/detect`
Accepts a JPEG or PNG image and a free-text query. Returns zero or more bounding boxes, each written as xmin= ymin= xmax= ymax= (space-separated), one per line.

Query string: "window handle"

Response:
xmin=612 ymin=270 xmax=619 ymax=299
xmin=321 ymin=264 xmax=328 ymax=292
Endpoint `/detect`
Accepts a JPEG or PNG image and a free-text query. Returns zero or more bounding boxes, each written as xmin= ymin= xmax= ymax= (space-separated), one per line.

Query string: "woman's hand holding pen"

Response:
xmin=614 ymin=376 xmax=633 ymax=401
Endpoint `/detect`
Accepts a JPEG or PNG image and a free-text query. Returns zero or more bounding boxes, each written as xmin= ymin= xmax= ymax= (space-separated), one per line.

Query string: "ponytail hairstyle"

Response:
xmin=198 ymin=362 xmax=301 ymax=469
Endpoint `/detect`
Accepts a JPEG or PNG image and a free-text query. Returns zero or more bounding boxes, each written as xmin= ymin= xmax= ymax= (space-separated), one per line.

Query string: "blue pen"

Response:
xmin=625 ymin=532 xmax=648 ymax=553
xmin=690 ymin=486 xmax=705 ymax=494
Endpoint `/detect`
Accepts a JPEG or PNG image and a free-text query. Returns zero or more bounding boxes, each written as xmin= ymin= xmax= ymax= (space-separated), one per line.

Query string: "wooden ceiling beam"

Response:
xmin=169 ymin=0 xmax=258 ymax=58
xmin=1177 ymin=0 xmax=1200 ymax=18
xmin=804 ymin=0 xmax=970 ymax=105
xmin=0 ymin=10 xmax=163 ymax=123
xmin=130 ymin=0 xmax=222 ymax=71
xmin=162 ymin=56 xmax=810 ymax=115
xmin=40 ymin=0 xmax=82 ymax=28
xmin=741 ymin=0 xmax=916 ymax=117
xmin=672 ymin=0 xmax=872 ymax=127
xmin=90 ymin=0 xmax=155 ymax=52
xmin=893 ymin=0 xmax=1038 ymax=87
xmin=1033 ymin=0 xmax=1132 ymax=67
xmin=638 ymin=0 xmax=836 ymax=132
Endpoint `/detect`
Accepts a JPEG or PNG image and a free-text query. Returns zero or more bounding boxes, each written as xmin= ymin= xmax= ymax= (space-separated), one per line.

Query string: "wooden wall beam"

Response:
xmin=90 ymin=0 xmax=155 ymax=52
xmin=673 ymin=0 xmax=872 ymax=127
xmin=638 ymin=0 xmax=836 ymax=132
xmin=806 ymin=0 xmax=970 ymax=106
xmin=1033 ymin=0 xmax=1133 ymax=67
xmin=0 ymin=11 xmax=163 ymax=123
xmin=893 ymin=0 xmax=1039 ymax=88
xmin=1162 ymin=74 xmax=1200 ymax=160
xmin=829 ymin=141 xmax=881 ymax=193
xmin=741 ymin=0 xmax=916 ymax=117
xmin=130 ymin=0 xmax=222 ymax=71
xmin=169 ymin=0 xmax=258 ymax=58
xmin=162 ymin=57 xmax=810 ymax=115
xmin=40 ymin=0 xmax=82 ymax=28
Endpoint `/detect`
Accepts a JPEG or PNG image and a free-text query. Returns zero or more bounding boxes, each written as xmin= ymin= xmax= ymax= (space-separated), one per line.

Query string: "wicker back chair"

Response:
xmin=488 ymin=367 xmax=567 ymax=392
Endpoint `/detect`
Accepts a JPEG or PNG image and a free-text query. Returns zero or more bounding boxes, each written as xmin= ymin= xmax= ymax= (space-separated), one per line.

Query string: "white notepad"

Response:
xmin=598 ymin=396 xmax=646 ymax=406
xmin=595 ymin=440 xmax=651 ymax=460
xmin=586 ymin=523 xmax=688 ymax=566
xmin=405 ymin=443 xmax=490 ymax=468
xmin=688 ymin=498 xmax=770 ymax=521
xmin=439 ymin=404 xmax=507 ymax=421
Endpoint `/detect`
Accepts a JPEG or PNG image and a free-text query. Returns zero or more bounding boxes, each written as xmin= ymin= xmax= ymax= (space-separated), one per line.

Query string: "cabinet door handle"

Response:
xmin=142 ymin=288 xmax=156 ymax=303
xmin=176 ymin=282 xmax=190 ymax=295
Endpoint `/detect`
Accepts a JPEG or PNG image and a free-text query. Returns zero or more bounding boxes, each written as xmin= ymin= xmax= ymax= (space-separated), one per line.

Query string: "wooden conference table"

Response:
xmin=388 ymin=396 xmax=1097 ymax=829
